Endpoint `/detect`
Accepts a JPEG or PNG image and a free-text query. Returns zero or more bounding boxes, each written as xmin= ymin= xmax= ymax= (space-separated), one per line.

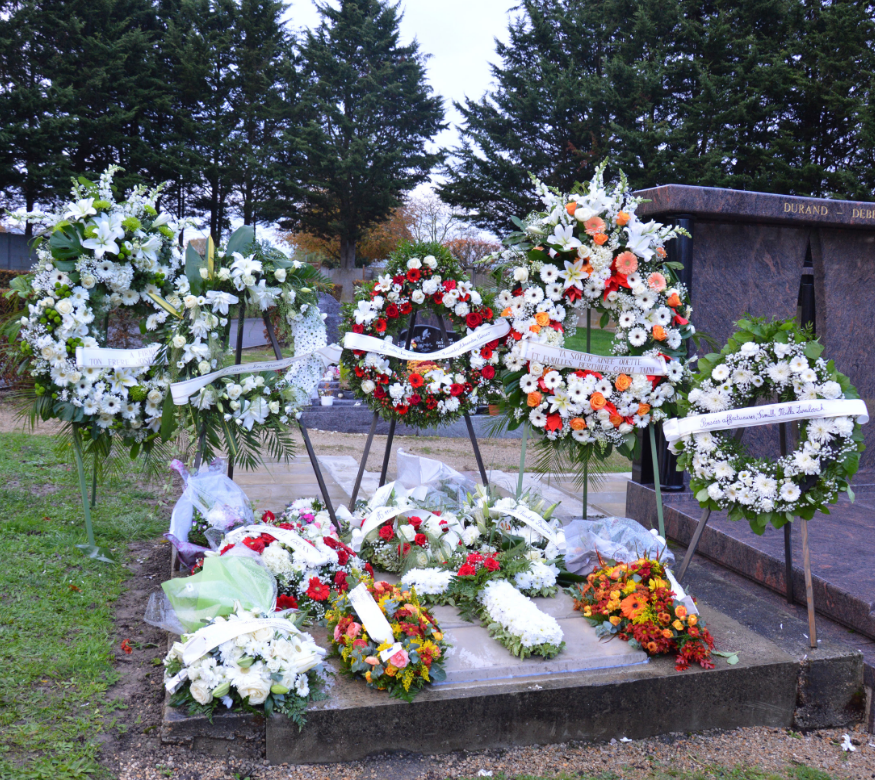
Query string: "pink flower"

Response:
xmin=389 ymin=648 xmax=410 ymax=669
xmin=365 ymin=656 xmax=379 ymax=666
xmin=647 ymin=272 xmax=667 ymax=292
xmin=614 ymin=251 xmax=638 ymax=275
xmin=346 ymin=622 xmax=362 ymax=638
xmin=333 ymin=624 xmax=343 ymax=642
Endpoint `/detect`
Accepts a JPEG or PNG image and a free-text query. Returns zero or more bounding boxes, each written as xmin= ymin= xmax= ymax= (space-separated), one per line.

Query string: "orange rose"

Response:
xmin=529 ymin=323 xmax=541 ymax=334
xmin=593 ymin=232 xmax=609 ymax=246
xmin=615 ymin=211 xmax=630 ymax=226
xmin=589 ymin=392 xmax=607 ymax=410
xmin=385 ymin=664 xmax=398 ymax=677
xmin=688 ymin=614 xmax=698 ymax=626
xmin=615 ymin=374 xmax=631 ymax=391
xmin=656 ymin=246 xmax=667 ymax=258
xmin=675 ymin=606 xmax=688 ymax=619
xmin=527 ymin=391 xmax=542 ymax=407
xmin=666 ymin=292 xmax=681 ymax=308
xmin=652 ymin=325 xmax=667 ymax=341
xmin=637 ymin=403 xmax=651 ymax=416
xmin=535 ymin=311 xmax=550 ymax=326
xmin=662 ymin=629 xmax=673 ymax=639
xmin=609 ymin=413 xmax=623 ymax=428
xmin=501 ymin=307 xmax=512 ymax=317
xmin=565 ymin=202 xmax=577 ymax=216
xmin=570 ymin=417 xmax=586 ymax=430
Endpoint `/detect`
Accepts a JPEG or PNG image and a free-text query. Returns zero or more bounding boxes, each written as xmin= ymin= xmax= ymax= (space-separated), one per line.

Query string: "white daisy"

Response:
xmin=529 ymin=409 xmax=547 ymax=427
xmin=780 ymin=482 xmax=801 ymax=502
xmin=539 ymin=265 xmax=560 ymax=284
xmin=628 ymin=328 xmax=647 ymax=347
xmin=519 ymin=374 xmax=540 ymax=393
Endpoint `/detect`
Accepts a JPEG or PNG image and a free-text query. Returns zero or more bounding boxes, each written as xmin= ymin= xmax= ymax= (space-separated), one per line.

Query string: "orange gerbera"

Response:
xmin=535 ymin=311 xmax=550 ymax=326
xmin=584 ymin=216 xmax=606 ymax=236
xmin=501 ymin=307 xmax=512 ymax=317
xmin=589 ymin=391 xmax=607 ymax=410
xmin=527 ymin=391 xmax=542 ymax=407
xmin=615 ymin=373 xmax=631 ymax=391
xmin=652 ymin=325 xmax=667 ymax=341
xmin=620 ymin=592 xmax=649 ymax=620
xmin=569 ymin=417 xmax=586 ymax=430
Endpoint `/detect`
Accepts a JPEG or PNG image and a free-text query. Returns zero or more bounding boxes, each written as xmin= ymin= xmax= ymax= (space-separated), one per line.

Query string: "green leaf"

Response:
xmin=804 ymin=340 xmax=824 ymax=360
xmin=185 ymin=244 xmax=204 ymax=296
xmin=226 ymin=225 xmax=256 ymax=256
xmin=160 ymin=392 xmax=177 ymax=442
xmin=49 ymin=225 xmax=83 ymax=259
xmin=146 ymin=292 xmax=183 ymax=320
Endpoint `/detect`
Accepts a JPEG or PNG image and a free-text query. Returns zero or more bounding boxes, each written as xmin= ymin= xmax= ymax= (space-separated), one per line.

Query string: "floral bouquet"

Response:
xmin=572 ymin=557 xmax=714 ymax=671
xmin=272 ymin=497 xmax=338 ymax=537
xmin=163 ymin=603 xmax=326 ymax=725
xmin=326 ymin=577 xmax=449 ymax=701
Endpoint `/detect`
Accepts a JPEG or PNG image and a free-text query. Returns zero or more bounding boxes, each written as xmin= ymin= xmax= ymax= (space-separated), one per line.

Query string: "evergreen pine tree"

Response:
xmin=292 ymin=0 xmax=444 ymax=270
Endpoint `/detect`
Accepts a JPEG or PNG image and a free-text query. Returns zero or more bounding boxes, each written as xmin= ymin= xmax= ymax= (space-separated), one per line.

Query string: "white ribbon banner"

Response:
xmin=666 ymin=569 xmax=699 ymax=616
xmin=501 ymin=505 xmax=562 ymax=548
xmin=342 ymin=319 xmax=510 ymax=362
xmin=76 ymin=344 xmax=161 ymax=369
xmin=223 ymin=524 xmax=335 ymax=567
xmin=359 ymin=506 xmax=409 ymax=540
xmin=519 ymin=341 xmax=667 ymax=376
xmin=180 ymin=617 xmax=303 ymax=667
xmin=170 ymin=345 xmax=343 ymax=405
xmin=347 ymin=583 xmax=403 ymax=661
xmin=663 ymin=399 xmax=869 ymax=443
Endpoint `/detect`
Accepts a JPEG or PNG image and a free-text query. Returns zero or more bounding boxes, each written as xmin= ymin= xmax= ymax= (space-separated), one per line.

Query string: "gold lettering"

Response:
xmin=784 ymin=203 xmax=792 ymax=212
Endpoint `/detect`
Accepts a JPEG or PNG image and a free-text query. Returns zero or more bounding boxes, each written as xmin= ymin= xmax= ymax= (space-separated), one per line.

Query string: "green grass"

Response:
xmin=0 ymin=432 xmax=169 ymax=780
xmin=457 ymin=766 xmax=841 ymax=780
xmin=562 ymin=327 xmax=615 ymax=356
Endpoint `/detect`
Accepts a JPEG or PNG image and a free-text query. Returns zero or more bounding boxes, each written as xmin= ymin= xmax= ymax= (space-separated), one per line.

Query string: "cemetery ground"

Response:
xmin=1 ymin=413 xmax=873 ymax=780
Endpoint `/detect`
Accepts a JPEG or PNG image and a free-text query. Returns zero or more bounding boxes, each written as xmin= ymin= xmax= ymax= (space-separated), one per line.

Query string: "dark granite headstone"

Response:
xmin=634 ymin=184 xmax=875 ymax=473
xmin=318 ymin=292 xmax=341 ymax=346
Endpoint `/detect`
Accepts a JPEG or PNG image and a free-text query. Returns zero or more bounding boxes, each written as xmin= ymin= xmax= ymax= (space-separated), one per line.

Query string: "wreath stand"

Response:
xmin=192 ymin=304 xmax=339 ymax=526
xmin=675 ymin=421 xmax=817 ymax=648
xmin=347 ymin=311 xmax=490 ymax=510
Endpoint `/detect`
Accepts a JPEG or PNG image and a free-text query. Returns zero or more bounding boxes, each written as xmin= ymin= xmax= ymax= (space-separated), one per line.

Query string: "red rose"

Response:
xmin=481 ymin=365 xmax=495 ymax=379
xmin=278 ymin=522 xmax=295 ymax=530
xmin=407 ymin=268 xmax=421 ymax=282
xmin=379 ymin=524 xmax=395 ymax=541
xmin=365 ymin=562 xmax=375 ymax=578
xmin=409 ymin=394 xmax=422 ymax=405
xmin=399 ymin=301 xmax=412 ymax=315
xmin=409 ymin=373 xmax=424 ymax=388
xmin=465 ymin=312 xmax=482 ymax=329
xmin=352 ymin=323 xmax=365 ymax=334
xmin=450 ymin=383 xmax=465 ymax=396
xmin=467 ymin=552 xmax=484 ymax=564
xmin=408 ymin=516 xmax=422 ymax=530
xmin=457 ymin=563 xmax=476 ymax=577
xmin=275 ymin=594 xmax=298 ymax=610
xmin=443 ymin=279 xmax=457 ymax=291
xmin=374 ymin=318 xmax=387 ymax=333
xmin=374 ymin=386 xmax=387 ymax=399
xmin=414 ymin=533 xmax=428 ymax=547
xmin=487 ymin=339 xmax=499 ymax=349
xmin=334 ymin=571 xmax=349 ymax=592
xmin=386 ymin=303 xmax=399 ymax=319
xmin=393 ymin=274 xmax=406 ymax=285
xmin=261 ymin=510 xmax=275 ymax=524
xmin=484 ymin=557 xmax=500 ymax=572
xmin=306 ymin=577 xmax=330 ymax=601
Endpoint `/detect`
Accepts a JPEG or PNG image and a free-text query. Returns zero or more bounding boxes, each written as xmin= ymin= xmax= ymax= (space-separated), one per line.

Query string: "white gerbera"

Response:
xmin=780 ymin=482 xmax=801 ymax=502
xmin=539 ymin=265 xmax=560 ymax=284
xmin=711 ymin=364 xmax=730 ymax=381
xmin=542 ymin=371 xmax=562 ymax=390
xmin=519 ymin=374 xmax=540 ymax=393
xmin=529 ymin=408 xmax=547 ymax=427
xmin=628 ymin=328 xmax=647 ymax=347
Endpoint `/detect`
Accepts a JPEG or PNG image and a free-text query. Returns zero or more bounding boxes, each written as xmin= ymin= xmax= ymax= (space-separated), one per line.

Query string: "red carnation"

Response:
xmin=407 ymin=268 xmax=421 ymax=282
xmin=261 ymin=510 xmax=275 ymax=524
xmin=443 ymin=279 xmax=457 ymax=291
xmin=379 ymin=524 xmax=395 ymax=541
xmin=275 ymin=594 xmax=298 ymax=611
xmin=409 ymin=373 xmax=424 ymax=388
xmin=374 ymin=318 xmax=387 ymax=333
xmin=466 ymin=312 xmax=482 ymax=329
xmin=467 ymin=552 xmax=484 ymax=564
xmin=365 ymin=562 xmax=375 ymax=578
xmin=457 ymin=564 xmax=476 ymax=577
xmin=484 ymin=557 xmax=500 ymax=572
xmin=334 ymin=571 xmax=349 ymax=592
xmin=450 ymin=383 xmax=465 ymax=396
xmin=306 ymin=577 xmax=330 ymax=601
xmin=481 ymin=365 xmax=495 ymax=379
xmin=354 ymin=366 xmax=365 ymax=377
xmin=400 ymin=301 xmax=412 ymax=315
xmin=386 ymin=303 xmax=400 ymax=319
xmin=414 ymin=533 xmax=428 ymax=547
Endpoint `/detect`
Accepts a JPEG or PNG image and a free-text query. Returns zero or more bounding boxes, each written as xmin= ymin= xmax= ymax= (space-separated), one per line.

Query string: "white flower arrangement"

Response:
xmin=163 ymin=603 xmax=325 ymax=725
xmin=478 ymin=579 xmax=564 ymax=658
xmin=400 ymin=567 xmax=455 ymax=596
xmin=674 ymin=319 xmax=865 ymax=531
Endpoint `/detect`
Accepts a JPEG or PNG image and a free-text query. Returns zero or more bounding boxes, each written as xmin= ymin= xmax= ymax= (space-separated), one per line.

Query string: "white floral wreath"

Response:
xmin=672 ymin=319 xmax=865 ymax=530
xmin=10 ymin=166 xmax=184 ymax=443
xmin=493 ymin=166 xmax=694 ymax=457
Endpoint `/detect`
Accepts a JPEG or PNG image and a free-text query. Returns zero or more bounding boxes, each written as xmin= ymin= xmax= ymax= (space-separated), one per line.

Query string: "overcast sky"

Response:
xmin=284 ymin=0 xmax=517 ymax=156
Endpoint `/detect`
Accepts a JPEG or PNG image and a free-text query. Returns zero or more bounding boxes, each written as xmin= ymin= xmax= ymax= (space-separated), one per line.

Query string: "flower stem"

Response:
xmin=649 ymin=425 xmax=665 ymax=538
xmin=517 ymin=422 xmax=528 ymax=499
xmin=72 ymin=428 xmax=97 ymax=548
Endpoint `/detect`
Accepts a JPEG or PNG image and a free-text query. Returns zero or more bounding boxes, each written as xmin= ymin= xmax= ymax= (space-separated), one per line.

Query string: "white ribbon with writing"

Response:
xmin=347 ymin=583 xmax=403 ymax=661
xmin=170 ymin=345 xmax=343 ymax=404
xmin=359 ymin=506 xmax=410 ymax=541
xmin=519 ymin=341 xmax=667 ymax=376
xmin=180 ymin=617 xmax=305 ymax=667
xmin=663 ymin=399 xmax=869 ymax=443
xmin=342 ymin=319 xmax=510 ymax=362
xmin=76 ymin=344 xmax=161 ymax=369
xmin=500 ymin=505 xmax=563 ymax=549
xmin=223 ymin=524 xmax=335 ymax=567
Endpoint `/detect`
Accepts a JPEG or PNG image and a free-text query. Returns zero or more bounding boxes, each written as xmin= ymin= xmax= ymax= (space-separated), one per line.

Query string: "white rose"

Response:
xmin=189 ymin=679 xmax=213 ymax=705
xmin=218 ymin=268 xmax=231 ymax=281
xmin=227 ymin=384 xmax=243 ymax=400
xmin=423 ymin=255 xmax=438 ymax=268
xmin=40 ymin=345 xmax=55 ymax=360
xmin=55 ymin=299 xmax=73 ymax=315
xmin=269 ymin=401 xmax=280 ymax=414
xmin=184 ymin=295 xmax=198 ymax=309
xmin=199 ymin=267 xmax=209 ymax=279
xmin=411 ymin=290 xmax=425 ymax=304
xmin=407 ymin=258 xmax=422 ymax=270
xmin=81 ymin=274 xmax=96 ymax=289
xmin=198 ymin=361 xmax=211 ymax=375
xmin=255 ymin=376 xmax=265 ymax=387
xmin=398 ymin=524 xmax=416 ymax=542
xmin=147 ymin=389 xmax=162 ymax=404
xmin=236 ymin=675 xmax=271 ymax=705
xmin=230 ymin=400 xmax=241 ymax=410
xmin=513 ymin=267 xmax=528 ymax=282
xmin=274 ymin=268 xmax=287 ymax=283
xmin=361 ymin=379 xmax=375 ymax=394
xmin=172 ymin=335 xmax=186 ymax=349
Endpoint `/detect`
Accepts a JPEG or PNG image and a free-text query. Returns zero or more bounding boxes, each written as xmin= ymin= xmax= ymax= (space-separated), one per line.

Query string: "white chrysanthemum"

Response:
xmin=789 ymin=355 xmax=809 ymax=373
xmin=819 ymin=380 xmax=842 ymax=399
xmin=793 ymin=450 xmax=821 ymax=475
xmin=767 ymin=362 xmax=792 ymax=383
xmin=711 ymin=364 xmax=730 ymax=381
xmin=780 ymin=483 xmax=801 ymax=502
xmin=754 ymin=475 xmax=777 ymax=498
xmin=714 ymin=461 xmax=736 ymax=480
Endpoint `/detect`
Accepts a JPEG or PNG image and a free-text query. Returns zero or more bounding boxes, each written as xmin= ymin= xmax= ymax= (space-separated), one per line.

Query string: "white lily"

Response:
xmin=558 ymin=258 xmax=589 ymax=290
xmin=65 ymin=198 xmax=96 ymax=221
xmin=82 ymin=221 xmax=120 ymax=259
xmin=204 ymin=290 xmax=238 ymax=315
xmin=624 ymin=221 xmax=658 ymax=262
xmin=354 ymin=300 xmax=376 ymax=325
xmin=547 ymin=224 xmax=581 ymax=253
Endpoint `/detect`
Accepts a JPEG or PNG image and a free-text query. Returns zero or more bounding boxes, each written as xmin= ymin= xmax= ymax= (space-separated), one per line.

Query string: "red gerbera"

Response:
xmin=480 ymin=347 xmax=493 ymax=359
xmin=275 ymin=594 xmax=298 ymax=610
xmin=409 ymin=373 xmax=424 ymax=388
xmin=374 ymin=318 xmax=387 ymax=333
xmin=306 ymin=577 xmax=330 ymax=601
xmin=433 ymin=292 xmax=444 ymax=304
xmin=396 ymin=404 xmax=409 ymax=415
xmin=399 ymin=301 xmax=412 ymax=315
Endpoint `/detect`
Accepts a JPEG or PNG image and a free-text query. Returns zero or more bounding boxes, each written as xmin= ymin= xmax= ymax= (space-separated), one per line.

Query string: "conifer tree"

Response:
xmin=292 ymin=0 xmax=444 ymax=270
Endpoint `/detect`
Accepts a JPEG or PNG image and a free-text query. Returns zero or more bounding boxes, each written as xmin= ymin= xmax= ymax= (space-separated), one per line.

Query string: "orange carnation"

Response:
xmin=609 ymin=413 xmax=623 ymax=428
xmin=615 ymin=211 xmax=630 ymax=226
xmin=527 ymin=391 xmax=542 ymax=407
xmin=637 ymin=403 xmax=651 ymax=416
xmin=569 ymin=417 xmax=586 ymax=430
xmin=535 ymin=311 xmax=550 ymax=326
xmin=615 ymin=373 xmax=631 ymax=391
xmin=589 ymin=392 xmax=607 ymax=410
xmin=584 ymin=216 xmax=606 ymax=236
xmin=652 ymin=325 xmax=667 ymax=341
xmin=593 ymin=233 xmax=609 ymax=246
xmin=565 ymin=202 xmax=577 ymax=216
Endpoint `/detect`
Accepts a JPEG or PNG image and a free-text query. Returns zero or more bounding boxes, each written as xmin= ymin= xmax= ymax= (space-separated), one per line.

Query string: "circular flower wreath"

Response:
xmin=340 ymin=242 xmax=502 ymax=427
xmin=672 ymin=318 xmax=865 ymax=532
xmin=10 ymin=166 xmax=183 ymax=451
xmin=492 ymin=164 xmax=695 ymax=461
xmin=159 ymin=227 xmax=331 ymax=467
